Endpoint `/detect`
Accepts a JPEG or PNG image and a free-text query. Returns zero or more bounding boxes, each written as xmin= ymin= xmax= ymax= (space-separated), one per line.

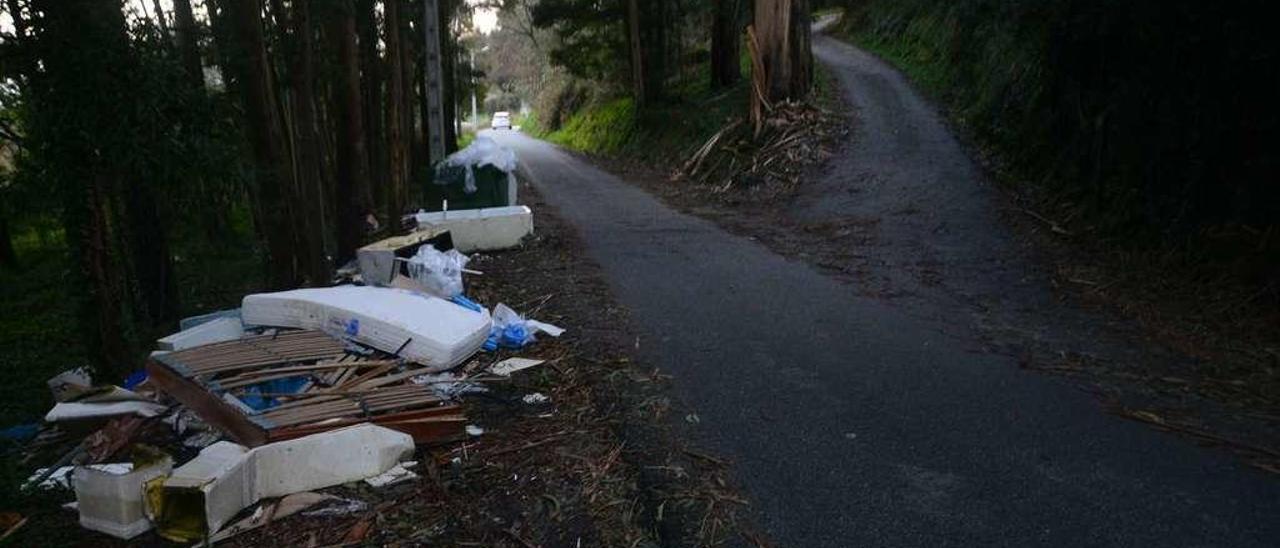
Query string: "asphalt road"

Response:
xmin=483 ymin=38 xmax=1280 ymax=548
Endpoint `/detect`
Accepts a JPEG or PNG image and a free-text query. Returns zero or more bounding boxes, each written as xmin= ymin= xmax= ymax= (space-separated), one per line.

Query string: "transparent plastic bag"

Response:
xmin=404 ymin=245 xmax=469 ymax=298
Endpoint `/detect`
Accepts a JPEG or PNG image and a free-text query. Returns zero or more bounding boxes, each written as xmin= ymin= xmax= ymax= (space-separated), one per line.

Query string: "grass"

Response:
xmin=542 ymin=74 xmax=750 ymax=165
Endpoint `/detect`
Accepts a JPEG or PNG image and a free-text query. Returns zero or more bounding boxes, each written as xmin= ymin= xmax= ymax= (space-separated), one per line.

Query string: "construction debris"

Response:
xmin=149 ymin=424 xmax=412 ymax=541
xmin=12 ymin=207 xmax=584 ymax=544
xmin=156 ymin=316 xmax=245 ymax=352
xmin=356 ymin=228 xmax=453 ymax=286
xmin=206 ymin=492 xmax=336 ymax=544
xmin=489 ymin=357 xmax=546 ymax=376
xmin=47 ymin=367 xmax=93 ymax=402
xmin=363 ymin=460 xmax=419 ymax=488
xmin=43 ymin=387 xmax=168 ymax=423
xmin=146 ymin=329 xmax=466 ymax=447
xmin=73 ymin=448 xmax=173 ymax=539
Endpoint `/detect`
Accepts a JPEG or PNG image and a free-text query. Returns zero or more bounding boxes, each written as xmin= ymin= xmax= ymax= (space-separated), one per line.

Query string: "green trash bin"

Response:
xmin=425 ymin=163 xmax=512 ymax=211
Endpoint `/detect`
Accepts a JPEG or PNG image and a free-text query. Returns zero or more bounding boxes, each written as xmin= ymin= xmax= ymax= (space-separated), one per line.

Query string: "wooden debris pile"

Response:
xmin=147 ymin=329 xmax=468 ymax=448
xmin=674 ymin=100 xmax=841 ymax=195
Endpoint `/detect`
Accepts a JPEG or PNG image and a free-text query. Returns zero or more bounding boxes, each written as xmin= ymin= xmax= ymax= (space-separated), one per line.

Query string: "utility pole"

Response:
xmin=422 ymin=0 xmax=447 ymax=164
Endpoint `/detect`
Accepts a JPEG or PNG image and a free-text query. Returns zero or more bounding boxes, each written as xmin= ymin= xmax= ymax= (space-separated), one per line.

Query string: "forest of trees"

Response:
xmin=825 ymin=0 xmax=1278 ymax=254
xmin=479 ymin=0 xmax=813 ymax=133
xmin=0 ymin=0 xmax=482 ymax=377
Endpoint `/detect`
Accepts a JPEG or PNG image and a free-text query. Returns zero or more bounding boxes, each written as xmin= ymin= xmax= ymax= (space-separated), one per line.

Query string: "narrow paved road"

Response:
xmin=484 ymin=37 xmax=1280 ymax=548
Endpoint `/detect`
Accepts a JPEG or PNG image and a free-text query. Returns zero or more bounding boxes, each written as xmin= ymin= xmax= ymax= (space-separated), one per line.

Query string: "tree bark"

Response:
xmin=711 ymin=0 xmax=743 ymax=89
xmin=123 ymin=170 xmax=178 ymax=326
xmin=356 ymin=0 xmax=384 ymax=219
xmin=403 ymin=6 xmax=423 ymax=171
xmin=227 ymin=0 xmax=300 ymax=289
xmin=173 ymin=0 xmax=204 ymax=92
xmin=384 ymin=0 xmax=408 ymax=225
xmin=627 ymin=0 xmax=645 ymax=105
xmin=31 ymin=0 xmax=142 ymax=377
xmin=330 ymin=0 xmax=372 ymax=264
xmin=754 ymin=0 xmax=812 ymax=102
xmin=286 ymin=0 xmax=332 ymax=284
xmin=439 ymin=0 xmax=459 ymax=154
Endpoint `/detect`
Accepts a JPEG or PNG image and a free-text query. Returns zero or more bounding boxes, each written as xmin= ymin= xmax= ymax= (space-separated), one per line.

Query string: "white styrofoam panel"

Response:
xmin=154 ymin=425 xmax=413 ymax=539
xmin=156 ymin=316 xmax=245 ymax=351
xmin=414 ymin=205 xmax=533 ymax=252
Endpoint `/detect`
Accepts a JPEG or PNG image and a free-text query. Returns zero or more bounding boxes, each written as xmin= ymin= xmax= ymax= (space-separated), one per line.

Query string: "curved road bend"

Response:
xmin=483 ymin=37 xmax=1279 ymax=548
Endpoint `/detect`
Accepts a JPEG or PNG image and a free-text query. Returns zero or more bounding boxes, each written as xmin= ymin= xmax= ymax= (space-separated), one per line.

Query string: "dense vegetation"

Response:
xmin=827 ymin=0 xmax=1278 ymax=272
xmin=0 ymin=0 xmax=484 ymax=386
xmin=480 ymin=0 xmax=811 ymax=162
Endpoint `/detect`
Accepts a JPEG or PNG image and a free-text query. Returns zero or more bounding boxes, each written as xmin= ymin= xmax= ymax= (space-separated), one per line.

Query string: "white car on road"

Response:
xmin=491 ymin=111 xmax=512 ymax=130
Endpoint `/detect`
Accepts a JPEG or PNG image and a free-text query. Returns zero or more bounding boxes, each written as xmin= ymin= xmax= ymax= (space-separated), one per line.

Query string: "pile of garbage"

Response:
xmin=8 ymin=210 xmax=563 ymax=543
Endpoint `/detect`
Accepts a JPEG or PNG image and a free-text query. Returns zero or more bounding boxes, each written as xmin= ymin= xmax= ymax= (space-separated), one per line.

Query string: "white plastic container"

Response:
xmin=74 ymin=458 xmax=174 ymax=539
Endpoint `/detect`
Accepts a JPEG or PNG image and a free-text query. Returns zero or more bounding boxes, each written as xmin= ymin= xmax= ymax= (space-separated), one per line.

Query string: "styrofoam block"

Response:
xmin=156 ymin=316 xmax=244 ymax=351
xmin=153 ymin=425 xmax=413 ymax=540
xmin=414 ymin=206 xmax=533 ymax=252
xmin=74 ymin=458 xmax=174 ymax=539
xmin=241 ymin=286 xmax=491 ymax=371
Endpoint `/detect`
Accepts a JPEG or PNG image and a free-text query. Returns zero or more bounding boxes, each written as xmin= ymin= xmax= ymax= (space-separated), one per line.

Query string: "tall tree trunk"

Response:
xmin=173 ymin=0 xmax=204 ymax=92
xmin=123 ymin=172 xmax=178 ymax=326
xmin=227 ymin=0 xmax=300 ymax=289
xmin=151 ymin=0 xmax=171 ymax=38
xmin=384 ymin=0 xmax=408 ymax=225
xmin=357 ymin=0 xmax=383 ymax=219
xmin=711 ymin=0 xmax=743 ymax=89
xmin=439 ymin=0 xmax=459 ymax=153
xmin=206 ymin=0 xmax=240 ymax=92
xmin=403 ymin=8 xmax=423 ymax=174
xmin=31 ymin=0 xmax=142 ymax=377
xmin=329 ymin=0 xmax=372 ymax=264
xmin=288 ymin=0 xmax=332 ymax=284
xmin=754 ymin=0 xmax=812 ymax=102
xmin=627 ymin=0 xmax=645 ymax=105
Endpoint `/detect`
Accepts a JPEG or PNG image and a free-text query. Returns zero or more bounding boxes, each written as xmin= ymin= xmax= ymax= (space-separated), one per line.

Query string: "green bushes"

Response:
xmin=841 ymin=0 xmax=1279 ymax=244
xmin=546 ymin=97 xmax=638 ymax=155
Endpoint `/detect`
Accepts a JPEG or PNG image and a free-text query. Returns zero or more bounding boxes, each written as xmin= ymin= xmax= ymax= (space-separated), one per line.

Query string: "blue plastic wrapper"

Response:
xmin=240 ymin=376 xmax=310 ymax=411
xmin=122 ymin=369 xmax=148 ymax=390
xmin=484 ymin=322 xmax=534 ymax=351
xmin=451 ymin=294 xmax=483 ymax=312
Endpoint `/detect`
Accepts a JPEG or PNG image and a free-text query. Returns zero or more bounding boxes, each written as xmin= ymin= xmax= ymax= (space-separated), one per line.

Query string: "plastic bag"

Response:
xmin=404 ymin=245 xmax=469 ymax=298
xmin=483 ymin=303 xmax=565 ymax=351
xmin=436 ymin=136 xmax=518 ymax=194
